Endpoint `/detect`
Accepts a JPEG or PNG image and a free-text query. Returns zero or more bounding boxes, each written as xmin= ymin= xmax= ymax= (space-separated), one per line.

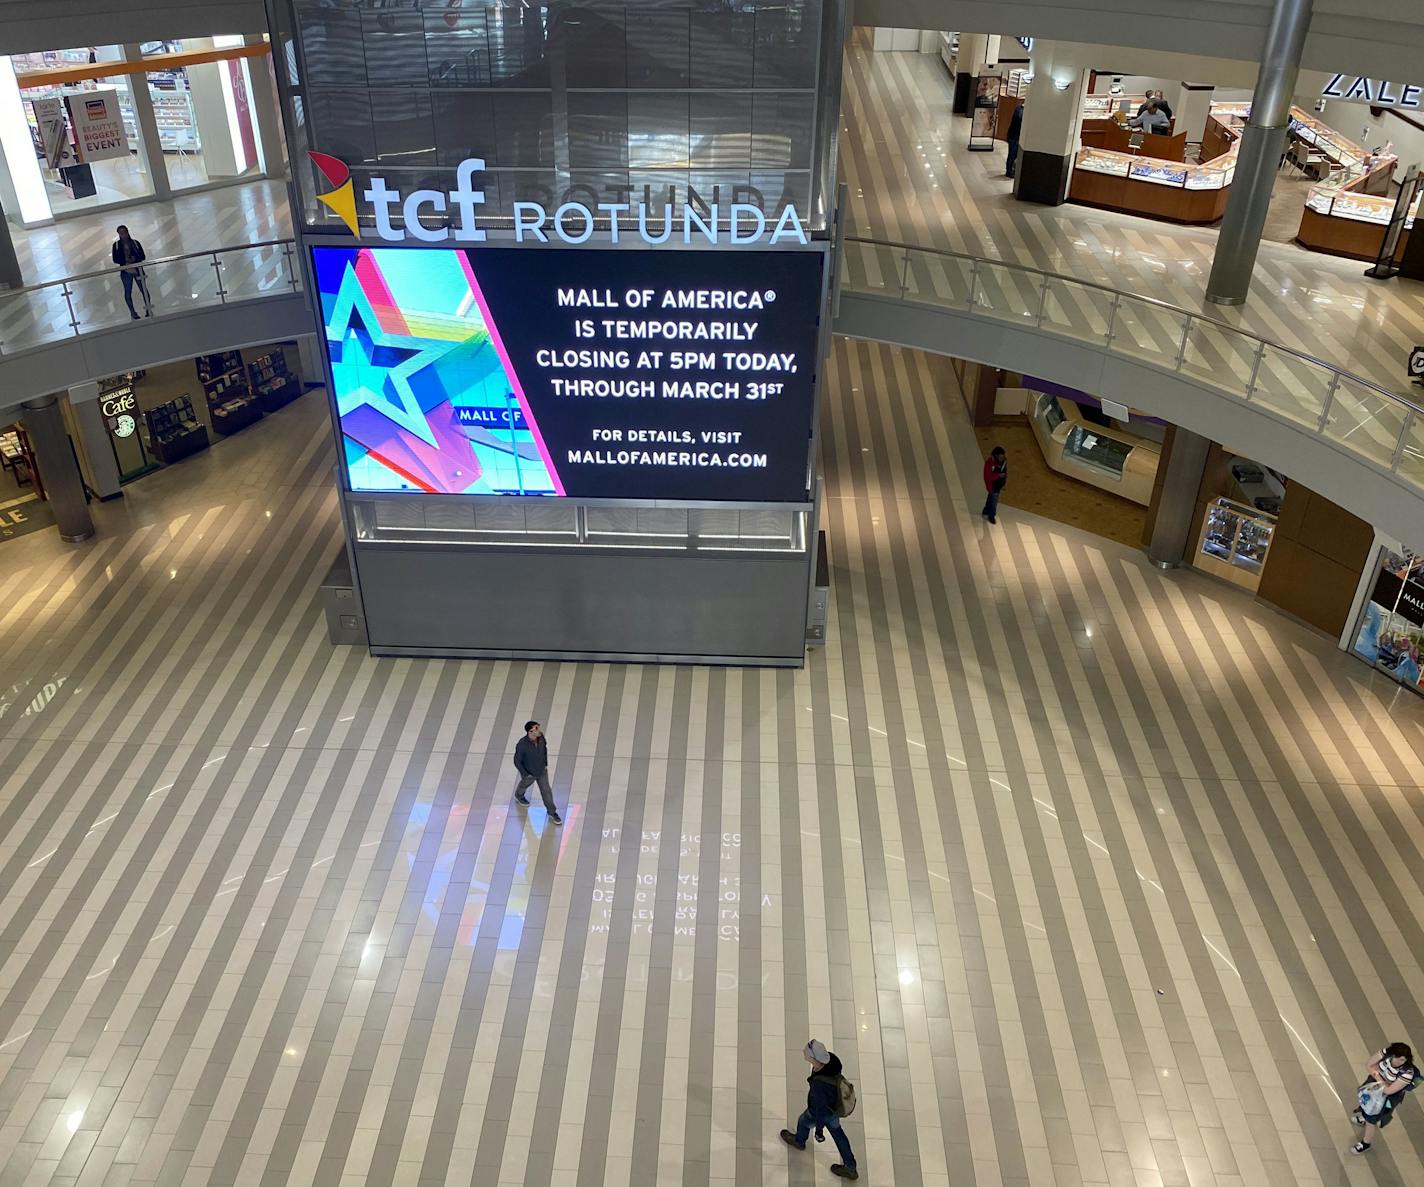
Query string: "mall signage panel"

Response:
xmin=310 ymin=155 xmax=811 ymax=247
xmin=64 ymin=90 xmax=128 ymax=164
xmin=310 ymin=244 xmax=824 ymax=503
xmin=1320 ymin=75 xmax=1422 ymax=109
xmin=29 ymin=97 xmax=77 ymax=168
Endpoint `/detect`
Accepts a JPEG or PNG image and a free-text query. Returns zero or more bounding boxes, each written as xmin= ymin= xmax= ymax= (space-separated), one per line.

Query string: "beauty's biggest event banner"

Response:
xmin=312 ymin=245 xmax=825 ymax=502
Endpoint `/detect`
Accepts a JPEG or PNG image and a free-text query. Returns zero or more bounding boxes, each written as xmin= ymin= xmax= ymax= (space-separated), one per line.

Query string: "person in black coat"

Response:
xmin=780 ymin=1039 xmax=858 ymax=1179
xmin=512 ymin=720 xmax=561 ymax=823
xmin=1005 ymin=102 xmax=1024 ymax=179
xmin=112 ymin=225 xmax=152 ymax=319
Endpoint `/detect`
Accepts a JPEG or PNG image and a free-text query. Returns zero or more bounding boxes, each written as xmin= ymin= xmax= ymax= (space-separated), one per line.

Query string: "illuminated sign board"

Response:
xmin=312 ymin=245 xmax=824 ymax=503
xmin=1320 ymin=74 xmax=1422 ymax=109
xmin=311 ymin=154 xmax=810 ymax=247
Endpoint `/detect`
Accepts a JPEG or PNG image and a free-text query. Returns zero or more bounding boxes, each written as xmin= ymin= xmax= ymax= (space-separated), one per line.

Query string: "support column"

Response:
xmin=245 ymin=33 xmax=287 ymax=178
xmin=67 ymin=381 xmax=123 ymax=500
xmin=1015 ymin=44 xmax=1088 ymax=206
xmin=953 ymin=34 xmax=990 ymax=114
xmin=20 ymin=395 xmax=94 ymax=543
xmin=1145 ymin=426 xmax=1210 ymax=568
xmin=1175 ymin=83 xmax=1215 ymax=147
xmin=124 ymin=44 xmax=171 ymax=201
xmin=0 ymin=203 xmax=22 ymax=287
xmin=297 ymin=334 xmax=327 ymax=387
xmin=1205 ymin=0 xmax=1313 ymax=305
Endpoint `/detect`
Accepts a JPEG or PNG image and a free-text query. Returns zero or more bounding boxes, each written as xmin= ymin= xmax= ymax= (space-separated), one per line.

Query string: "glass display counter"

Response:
xmin=1304 ymin=187 xmax=1419 ymax=227
xmin=1075 ymin=148 xmax=1231 ymax=190
xmin=1194 ymin=497 xmax=1276 ymax=591
xmin=1024 ymin=392 xmax=1160 ymax=505
xmin=1064 ymin=424 xmax=1134 ymax=479
xmin=1081 ymin=93 xmax=1152 ymax=121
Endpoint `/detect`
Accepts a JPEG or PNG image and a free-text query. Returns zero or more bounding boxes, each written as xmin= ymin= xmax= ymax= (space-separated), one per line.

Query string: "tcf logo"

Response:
xmin=309 ymin=151 xmax=359 ymax=236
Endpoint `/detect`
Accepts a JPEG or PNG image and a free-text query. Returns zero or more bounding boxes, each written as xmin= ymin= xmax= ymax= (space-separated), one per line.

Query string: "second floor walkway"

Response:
xmin=841 ymin=34 xmax=1424 ymax=403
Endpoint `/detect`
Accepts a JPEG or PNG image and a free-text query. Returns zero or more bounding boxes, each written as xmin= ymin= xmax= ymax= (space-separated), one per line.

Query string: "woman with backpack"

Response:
xmin=780 ymin=1039 xmax=859 ymax=1179
xmin=1352 ymin=1041 xmax=1417 ymax=1153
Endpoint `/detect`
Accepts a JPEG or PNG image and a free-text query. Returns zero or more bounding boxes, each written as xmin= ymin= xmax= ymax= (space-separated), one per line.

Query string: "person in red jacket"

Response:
xmin=982 ymin=446 xmax=1007 ymax=523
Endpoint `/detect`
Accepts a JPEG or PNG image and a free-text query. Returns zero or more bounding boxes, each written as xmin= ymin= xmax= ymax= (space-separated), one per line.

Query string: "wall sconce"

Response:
xmin=1053 ymin=78 xmax=1072 ymax=91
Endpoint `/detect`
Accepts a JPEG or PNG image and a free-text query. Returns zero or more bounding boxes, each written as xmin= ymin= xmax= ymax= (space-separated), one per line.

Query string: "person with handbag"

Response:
xmin=112 ymin=225 xmax=152 ymax=320
xmin=1352 ymin=1041 xmax=1417 ymax=1153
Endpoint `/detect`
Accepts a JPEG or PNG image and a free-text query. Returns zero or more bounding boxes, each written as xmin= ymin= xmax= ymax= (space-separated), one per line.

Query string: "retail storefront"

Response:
xmin=0 ymin=38 xmax=280 ymax=226
xmin=68 ymin=341 xmax=313 ymax=490
xmin=959 ymin=359 xmax=1378 ymax=639
xmin=1350 ymin=547 xmax=1424 ymax=695
xmin=1063 ymin=75 xmax=1421 ymax=261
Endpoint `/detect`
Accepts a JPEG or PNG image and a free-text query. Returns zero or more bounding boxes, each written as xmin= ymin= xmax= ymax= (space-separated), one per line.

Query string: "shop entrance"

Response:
xmin=953 ymin=357 xmax=1377 ymax=642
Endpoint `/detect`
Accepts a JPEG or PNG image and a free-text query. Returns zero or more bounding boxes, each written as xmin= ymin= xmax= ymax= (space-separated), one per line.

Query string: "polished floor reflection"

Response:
xmin=2 ymin=343 xmax=1422 ymax=1186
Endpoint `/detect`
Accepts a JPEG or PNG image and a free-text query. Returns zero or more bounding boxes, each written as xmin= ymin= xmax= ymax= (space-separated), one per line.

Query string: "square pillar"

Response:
xmin=1015 ymin=45 xmax=1087 ymax=206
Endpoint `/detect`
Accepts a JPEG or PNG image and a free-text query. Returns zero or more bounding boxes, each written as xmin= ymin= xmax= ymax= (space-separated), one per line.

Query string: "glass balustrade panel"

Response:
xmin=1249 ymin=345 xmax=1336 ymax=429
xmin=1322 ymin=376 xmax=1410 ymax=467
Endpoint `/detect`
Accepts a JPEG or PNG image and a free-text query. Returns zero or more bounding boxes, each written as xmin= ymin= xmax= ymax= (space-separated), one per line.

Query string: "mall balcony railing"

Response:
xmin=0 ymin=240 xmax=302 ymax=356
xmin=839 ymin=237 xmax=1424 ymax=494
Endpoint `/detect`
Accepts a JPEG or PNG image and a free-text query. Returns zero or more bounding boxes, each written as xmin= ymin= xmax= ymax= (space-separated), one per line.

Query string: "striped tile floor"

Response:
xmin=1 ymin=341 xmax=1422 ymax=1186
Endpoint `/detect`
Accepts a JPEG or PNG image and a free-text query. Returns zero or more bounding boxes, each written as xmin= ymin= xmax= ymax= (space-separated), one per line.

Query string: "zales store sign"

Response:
xmin=1320 ymin=74 xmax=1423 ymax=109
xmin=310 ymin=153 xmax=811 ymax=247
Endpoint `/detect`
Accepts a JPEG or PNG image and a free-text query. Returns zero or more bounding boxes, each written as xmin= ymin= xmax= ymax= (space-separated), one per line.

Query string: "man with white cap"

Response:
xmin=779 ymin=1038 xmax=859 ymax=1179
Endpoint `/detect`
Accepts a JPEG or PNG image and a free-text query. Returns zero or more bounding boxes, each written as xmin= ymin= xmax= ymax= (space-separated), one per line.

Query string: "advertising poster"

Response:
xmin=311 ymin=245 xmax=824 ymax=503
xmin=65 ymin=90 xmax=128 ymax=163
xmin=1352 ymin=548 xmax=1424 ymax=690
xmin=29 ymin=96 xmax=77 ymax=168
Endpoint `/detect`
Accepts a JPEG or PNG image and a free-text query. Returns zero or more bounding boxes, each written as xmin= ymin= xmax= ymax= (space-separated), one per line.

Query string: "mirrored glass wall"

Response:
xmin=269 ymin=0 xmax=844 ymax=234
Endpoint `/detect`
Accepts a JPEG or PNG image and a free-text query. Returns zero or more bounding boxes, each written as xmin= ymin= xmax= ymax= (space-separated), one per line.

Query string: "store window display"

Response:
xmin=144 ymin=38 xmax=265 ymax=192
xmin=8 ymin=47 xmax=154 ymax=215
xmin=0 ymin=39 xmax=274 ymax=227
xmin=1352 ymin=548 xmax=1424 ymax=694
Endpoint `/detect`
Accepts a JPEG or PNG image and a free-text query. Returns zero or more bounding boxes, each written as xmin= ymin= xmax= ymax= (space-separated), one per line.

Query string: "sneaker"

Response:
xmin=779 ymin=1130 xmax=805 ymax=1151
xmin=1351 ymin=1109 xmax=1364 ymax=1126
xmin=549 ymin=811 xmax=562 ymax=825
xmin=831 ymin=1166 xmax=859 ymax=1180
xmin=988 ymin=516 xmax=997 ymax=524
xmin=515 ymin=793 xmax=530 ymax=806
xmin=130 ymin=312 xmax=140 ymax=320
xmin=1352 ymin=1142 xmax=1371 ymax=1154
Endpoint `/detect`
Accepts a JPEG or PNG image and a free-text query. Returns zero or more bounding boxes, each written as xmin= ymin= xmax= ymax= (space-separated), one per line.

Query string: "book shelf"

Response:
xmin=196 ymin=351 xmax=263 ymax=436
xmin=248 ymin=347 xmax=303 ymax=414
xmin=143 ymin=395 xmax=210 ymax=464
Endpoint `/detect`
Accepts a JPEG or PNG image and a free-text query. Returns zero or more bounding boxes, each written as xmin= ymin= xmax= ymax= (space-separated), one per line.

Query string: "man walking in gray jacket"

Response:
xmin=513 ymin=720 xmax=561 ymax=824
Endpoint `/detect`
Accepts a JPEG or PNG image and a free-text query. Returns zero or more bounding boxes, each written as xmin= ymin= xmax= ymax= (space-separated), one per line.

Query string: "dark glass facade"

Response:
xmin=268 ymin=0 xmax=843 ymax=234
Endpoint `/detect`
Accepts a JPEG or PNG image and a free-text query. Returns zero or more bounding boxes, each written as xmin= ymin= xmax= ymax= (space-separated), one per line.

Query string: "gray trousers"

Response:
xmin=514 ymin=769 xmax=556 ymax=811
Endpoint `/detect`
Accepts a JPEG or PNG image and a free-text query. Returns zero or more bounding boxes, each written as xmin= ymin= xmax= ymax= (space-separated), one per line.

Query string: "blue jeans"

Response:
xmin=982 ymin=489 xmax=1000 ymax=519
xmin=1006 ymin=140 xmax=1019 ymax=177
xmin=795 ymin=1109 xmax=856 ymax=1168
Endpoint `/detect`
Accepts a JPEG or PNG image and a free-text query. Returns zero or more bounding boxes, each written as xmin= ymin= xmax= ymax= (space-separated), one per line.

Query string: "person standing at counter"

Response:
xmin=1136 ymin=90 xmax=1173 ymax=122
xmin=1005 ymin=102 xmax=1024 ymax=179
xmin=1129 ymin=101 xmax=1169 ymax=134
xmin=982 ymin=446 xmax=1007 ymax=524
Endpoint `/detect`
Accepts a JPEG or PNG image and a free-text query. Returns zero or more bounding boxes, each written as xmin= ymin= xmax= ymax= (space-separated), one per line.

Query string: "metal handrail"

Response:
xmin=843 ymin=235 xmax=1422 ymax=416
xmin=0 ymin=238 xmax=299 ymax=297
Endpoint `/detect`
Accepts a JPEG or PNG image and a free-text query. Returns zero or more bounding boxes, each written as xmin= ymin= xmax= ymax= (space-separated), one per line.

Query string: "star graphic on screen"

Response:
xmin=326 ymin=264 xmax=448 ymax=448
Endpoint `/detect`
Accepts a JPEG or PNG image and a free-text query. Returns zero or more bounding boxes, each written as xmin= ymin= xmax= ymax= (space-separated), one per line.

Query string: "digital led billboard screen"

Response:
xmin=311 ymin=245 xmax=825 ymax=503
